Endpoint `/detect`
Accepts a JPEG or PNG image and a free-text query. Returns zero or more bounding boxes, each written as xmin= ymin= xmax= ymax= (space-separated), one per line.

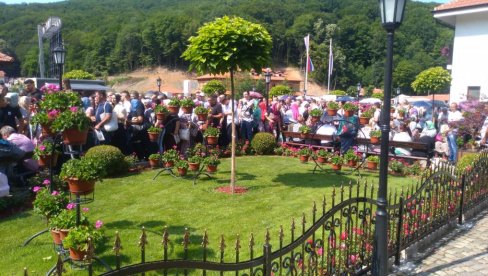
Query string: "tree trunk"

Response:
xmin=230 ymin=69 xmax=236 ymax=193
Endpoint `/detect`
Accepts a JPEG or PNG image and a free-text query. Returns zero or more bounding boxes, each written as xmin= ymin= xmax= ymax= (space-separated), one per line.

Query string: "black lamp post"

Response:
xmin=264 ymin=69 xmax=272 ymax=110
xmin=156 ymin=77 xmax=161 ymax=93
xmin=52 ymin=45 xmax=66 ymax=90
xmin=397 ymin=87 xmax=401 ymax=96
xmin=357 ymin=82 xmax=362 ymax=100
xmin=375 ymin=0 xmax=406 ymax=275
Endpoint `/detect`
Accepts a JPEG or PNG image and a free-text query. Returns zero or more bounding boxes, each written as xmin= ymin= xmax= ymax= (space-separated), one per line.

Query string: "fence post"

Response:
xmin=458 ymin=174 xmax=466 ymax=225
xmin=395 ymin=197 xmax=404 ymax=266
xmin=263 ymin=244 xmax=272 ymax=276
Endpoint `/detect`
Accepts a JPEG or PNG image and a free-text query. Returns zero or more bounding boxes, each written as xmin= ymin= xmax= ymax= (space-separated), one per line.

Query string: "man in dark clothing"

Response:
xmin=0 ymin=96 xmax=24 ymax=133
xmin=208 ymin=95 xmax=223 ymax=128
xmin=20 ymin=79 xmax=43 ymax=101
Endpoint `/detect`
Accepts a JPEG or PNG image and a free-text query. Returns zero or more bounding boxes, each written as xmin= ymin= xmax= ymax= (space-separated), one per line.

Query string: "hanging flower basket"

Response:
xmin=370 ymin=136 xmax=380 ymax=144
xmin=67 ymin=178 xmax=95 ymax=195
xmin=156 ymin=112 xmax=166 ymax=121
xmin=189 ymin=162 xmax=200 ymax=171
xmin=38 ymin=153 xmax=59 ymax=168
xmin=148 ymin=132 xmax=160 ymax=142
xmin=181 ymin=106 xmax=193 ymax=114
xmin=331 ymin=164 xmax=342 ymax=171
xmin=69 ymin=248 xmax=87 ymax=261
xmin=207 ymin=136 xmax=218 ymax=145
xmin=62 ymin=128 xmax=88 ymax=145
xmin=317 ymin=157 xmax=327 ymax=164
xmin=344 ymin=110 xmax=354 ymax=117
xmin=327 ymin=109 xmax=338 ymax=116
xmin=359 ymin=117 xmax=370 ymax=125
xmin=177 ymin=167 xmax=188 ymax=176
xmin=164 ymin=161 xmax=174 ymax=168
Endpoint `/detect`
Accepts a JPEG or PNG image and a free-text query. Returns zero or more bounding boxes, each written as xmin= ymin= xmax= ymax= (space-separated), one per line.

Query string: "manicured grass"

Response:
xmin=0 ymin=156 xmax=418 ymax=274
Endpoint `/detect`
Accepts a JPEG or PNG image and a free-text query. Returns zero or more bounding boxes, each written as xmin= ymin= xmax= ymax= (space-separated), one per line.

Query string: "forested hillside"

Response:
xmin=0 ymin=0 xmax=452 ymax=93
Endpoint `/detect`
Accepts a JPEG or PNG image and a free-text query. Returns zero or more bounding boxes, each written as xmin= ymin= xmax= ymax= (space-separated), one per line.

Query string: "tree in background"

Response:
xmin=63 ymin=70 xmax=96 ymax=80
xmin=411 ymin=66 xmax=452 ymax=95
xmin=269 ymin=85 xmax=293 ymax=98
xmin=182 ymin=16 xmax=272 ymax=193
xmin=201 ymin=80 xmax=226 ymax=97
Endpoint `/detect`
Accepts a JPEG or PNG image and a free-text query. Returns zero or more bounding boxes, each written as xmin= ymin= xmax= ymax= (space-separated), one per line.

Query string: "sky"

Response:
xmin=3 ymin=0 xmax=451 ymax=4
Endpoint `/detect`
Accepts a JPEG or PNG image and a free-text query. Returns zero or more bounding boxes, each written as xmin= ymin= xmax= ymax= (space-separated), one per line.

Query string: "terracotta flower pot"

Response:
xmin=367 ymin=161 xmax=378 ymax=170
xmin=69 ymin=248 xmax=87 ymax=261
xmin=389 ymin=171 xmax=404 ymax=176
xmin=67 ymin=178 xmax=95 ymax=195
xmin=197 ymin=113 xmax=208 ymax=121
xmin=344 ymin=110 xmax=354 ymax=117
xmin=317 ymin=156 xmax=327 ymax=164
xmin=164 ymin=161 xmax=174 ymax=168
xmin=59 ymin=228 xmax=70 ymax=241
xmin=62 ymin=128 xmax=88 ymax=145
xmin=370 ymin=137 xmax=380 ymax=144
xmin=38 ymin=153 xmax=59 ymax=168
xmin=327 ymin=109 xmax=338 ymax=116
xmin=311 ymin=116 xmax=320 ymax=123
xmin=177 ymin=167 xmax=187 ymax=176
xmin=181 ymin=106 xmax=193 ymax=114
xmin=299 ymin=155 xmax=309 ymax=163
xmin=189 ymin=162 xmax=200 ymax=171
xmin=332 ymin=164 xmax=342 ymax=171
xmin=51 ymin=229 xmax=62 ymax=245
xmin=300 ymin=133 xmax=310 ymax=139
xmin=156 ymin=112 xmax=166 ymax=121
xmin=149 ymin=159 xmax=160 ymax=168
xmin=206 ymin=136 xmax=218 ymax=145
xmin=41 ymin=123 xmax=55 ymax=137
xmin=347 ymin=160 xmax=358 ymax=167
xmin=359 ymin=117 xmax=370 ymax=125
xmin=168 ymin=105 xmax=179 ymax=114
xmin=148 ymin=132 xmax=160 ymax=142
xmin=207 ymin=165 xmax=218 ymax=173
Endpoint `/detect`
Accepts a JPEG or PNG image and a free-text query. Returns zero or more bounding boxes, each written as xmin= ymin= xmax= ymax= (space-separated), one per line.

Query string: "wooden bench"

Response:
xmin=281 ymin=131 xmax=336 ymax=151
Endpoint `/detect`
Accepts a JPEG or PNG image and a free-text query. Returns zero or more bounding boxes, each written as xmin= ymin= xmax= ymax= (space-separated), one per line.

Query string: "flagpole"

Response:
xmin=327 ymin=38 xmax=332 ymax=93
xmin=304 ymin=34 xmax=309 ymax=97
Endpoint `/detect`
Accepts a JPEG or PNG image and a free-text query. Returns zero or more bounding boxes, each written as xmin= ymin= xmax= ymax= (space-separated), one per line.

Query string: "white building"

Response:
xmin=433 ymin=0 xmax=488 ymax=103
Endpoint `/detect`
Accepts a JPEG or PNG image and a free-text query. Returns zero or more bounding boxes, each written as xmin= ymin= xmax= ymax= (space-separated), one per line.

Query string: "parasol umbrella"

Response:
xmin=279 ymin=95 xmax=294 ymax=100
xmin=359 ymin=98 xmax=382 ymax=104
xmin=249 ymin=91 xmax=263 ymax=98
xmin=336 ymin=96 xmax=356 ymax=102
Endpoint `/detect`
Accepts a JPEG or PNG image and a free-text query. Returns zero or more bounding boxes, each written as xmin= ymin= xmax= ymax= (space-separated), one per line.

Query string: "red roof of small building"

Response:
xmin=435 ymin=0 xmax=488 ymax=11
xmin=0 ymin=52 xmax=14 ymax=63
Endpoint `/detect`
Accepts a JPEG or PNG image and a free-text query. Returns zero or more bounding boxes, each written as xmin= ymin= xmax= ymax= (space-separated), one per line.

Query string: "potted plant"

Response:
xmin=175 ymin=160 xmax=189 ymax=176
xmin=188 ymin=155 xmax=203 ymax=171
xmin=298 ymin=147 xmax=313 ymax=163
xmin=366 ymin=155 xmax=380 ymax=170
xmin=148 ymin=153 xmax=161 ymax=168
xmin=343 ymin=102 xmax=358 ymax=117
xmin=33 ymin=186 xmax=69 ymax=244
xmin=369 ymin=129 xmax=381 ymax=144
xmin=49 ymin=207 xmax=90 ymax=241
xmin=60 ymin=158 xmax=104 ymax=195
xmin=62 ymin=223 xmax=103 ymax=261
xmin=203 ymin=126 xmax=220 ymax=145
xmin=194 ymin=105 xmax=209 ymax=121
xmin=31 ymin=111 xmax=55 ymax=136
xmin=51 ymin=107 xmax=91 ymax=145
xmin=327 ymin=101 xmax=339 ymax=116
xmin=309 ymin=108 xmax=323 ymax=123
xmin=360 ymin=107 xmax=375 ymax=125
xmin=344 ymin=149 xmax=360 ymax=167
xmin=330 ymin=155 xmax=343 ymax=170
xmin=154 ymin=105 xmax=169 ymax=121
xmin=167 ymin=98 xmax=181 ymax=114
xmin=315 ymin=149 xmax=330 ymax=164
xmin=34 ymin=139 xmax=60 ymax=167
xmin=180 ymin=98 xmax=195 ymax=114
xmin=298 ymin=125 xmax=312 ymax=139
xmin=147 ymin=126 xmax=163 ymax=142
xmin=203 ymin=155 xmax=220 ymax=173
xmin=124 ymin=154 xmax=139 ymax=173
xmin=389 ymin=159 xmax=406 ymax=176
xmin=161 ymin=149 xmax=179 ymax=167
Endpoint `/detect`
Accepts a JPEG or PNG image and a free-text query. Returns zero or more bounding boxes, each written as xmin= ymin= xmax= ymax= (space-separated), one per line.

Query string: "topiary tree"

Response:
xmin=329 ymin=90 xmax=347 ymax=96
xmin=251 ymin=132 xmax=276 ymax=155
xmin=63 ymin=70 xmax=96 ymax=80
xmin=269 ymin=85 xmax=292 ymax=98
xmin=371 ymin=93 xmax=384 ymax=100
xmin=202 ymin=80 xmax=226 ymax=96
xmin=182 ymin=16 xmax=272 ymax=193
xmin=411 ymin=66 xmax=452 ymax=95
xmin=84 ymin=145 xmax=128 ymax=177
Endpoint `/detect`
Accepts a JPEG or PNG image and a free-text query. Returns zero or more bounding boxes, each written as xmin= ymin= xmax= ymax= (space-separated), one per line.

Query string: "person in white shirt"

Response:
xmin=446 ymin=102 xmax=463 ymax=164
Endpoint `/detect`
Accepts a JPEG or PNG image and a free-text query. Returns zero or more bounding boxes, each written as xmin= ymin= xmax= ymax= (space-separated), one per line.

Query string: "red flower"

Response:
xmin=340 ymin=231 xmax=348 ymax=240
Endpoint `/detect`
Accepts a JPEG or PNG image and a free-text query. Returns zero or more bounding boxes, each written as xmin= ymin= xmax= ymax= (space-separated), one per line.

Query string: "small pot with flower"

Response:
xmin=161 ymin=149 xmax=179 ymax=167
xmin=369 ymin=129 xmax=381 ymax=144
xmin=31 ymin=111 xmax=55 ymax=136
xmin=327 ymin=101 xmax=340 ymax=116
xmin=298 ymin=147 xmax=313 ymax=163
xmin=167 ymin=98 xmax=181 ymax=114
xmin=343 ymin=102 xmax=358 ymax=117
xmin=148 ymin=153 xmax=161 ymax=168
xmin=344 ymin=149 xmax=360 ymax=167
xmin=33 ymin=186 xmax=69 ymax=244
xmin=180 ymin=98 xmax=195 ymax=114
xmin=51 ymin=107 xmax=91 ymax=145
xmin=62 ymin=223 xmax=103 ymax=261
xmin=194 ymin=106 xmax=209 ymax=121
xmin=298 ymin=125 xmax=312 ymax=139
xmin=204 ymin=126 xmax=220 ymax=145
xmin=154 ymin=105 xmax=169 ymax=121
xmin=315 ymin=149 xmax=330 ymax=164
xmin=34 ymin=138 xmax=60 ymax=167
xmin=188 ymin=155 xmax=203 ymax=171
xmin=60 ymin=157 xmax=104 ymax=195
xmin=389 ymin=159 xmax=406 ymax=176
xmin=330 ymin=155 xmax=343 ymax=171
xmin=175 ymin=160 xmax=189 ymax=176
xmin=147 ymin=126 xmax=163 ymax=142
xmin=204 ymin=155 xmax=221 ymax=173
xmin=360 ymin=107 xmax=375 ymax=125
xmin=124 ymin=154 xmax=139 ymax=173
xmin=366 ymin=155 xmax=379 ymax=170
xmin=49 ymin=207 xmax=90 ymax=242
xmin=309 ymin=108 xmax=323 ymax=123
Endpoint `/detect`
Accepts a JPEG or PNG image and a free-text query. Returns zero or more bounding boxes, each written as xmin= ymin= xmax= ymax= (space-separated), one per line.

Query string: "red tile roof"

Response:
xmin=0 ymin=52 xmax=14 ymax=63
xmin=435 ymin=0 xmax=488 ymax=11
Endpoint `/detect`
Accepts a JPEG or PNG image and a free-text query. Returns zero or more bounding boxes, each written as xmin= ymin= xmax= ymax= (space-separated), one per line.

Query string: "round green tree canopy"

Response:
xmin=269 ymin=85 xmax=292 ymax=98
xmin=202 ymin=80 xmax=226 ymax=96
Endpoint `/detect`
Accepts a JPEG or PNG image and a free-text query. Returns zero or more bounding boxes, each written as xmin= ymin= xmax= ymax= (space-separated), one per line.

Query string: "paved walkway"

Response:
xmin=393 ymin=210 xmax=488 ymax=275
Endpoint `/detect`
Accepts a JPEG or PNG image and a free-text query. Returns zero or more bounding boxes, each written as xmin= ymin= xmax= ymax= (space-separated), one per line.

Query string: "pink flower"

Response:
xmin=39 ymin=145 xmax=46 ymax=151
xmin=32 ymin=186 xmax=41 ymax=193
xmin=317 ymin=247 xmax=323 ymax=256
xmin=349 ymin=254 xmax=358 ymax=265
xmin=48 ymin=109 xmax=59 ymax=118
xmin=95 ymin=220 xmax=103 ymax=229
xmin=340 ymin=231 xmax=348 ymax=241
xmin=43 ymin=179 xmax=51 ymax=186
xmin=70 ymin=106 xmax=78 ymax=112
xmin=66 ymin=203 xmax=76 ymax=210
xmin=82 ymin=207 xmax=89 ymax=212
xmin=51 ymin=191 xmax=59 ymax=196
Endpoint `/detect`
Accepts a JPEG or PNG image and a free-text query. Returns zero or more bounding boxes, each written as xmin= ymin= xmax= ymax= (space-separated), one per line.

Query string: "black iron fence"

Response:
xmin=44 ymin=151 xmax=488 ymax=275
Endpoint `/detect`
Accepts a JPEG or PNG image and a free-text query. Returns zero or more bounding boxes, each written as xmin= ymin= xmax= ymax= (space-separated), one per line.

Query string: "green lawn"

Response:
xmin=0 ymin=156 xmax=418 ymax=275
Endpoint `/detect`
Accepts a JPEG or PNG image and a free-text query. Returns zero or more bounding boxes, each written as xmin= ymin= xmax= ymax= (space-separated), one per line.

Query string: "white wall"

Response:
xmin=450 ymin=12 xmax=488 ymax=103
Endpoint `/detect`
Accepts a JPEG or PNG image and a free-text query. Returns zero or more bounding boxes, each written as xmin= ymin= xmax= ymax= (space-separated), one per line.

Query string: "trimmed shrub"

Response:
xmin=202 ymin=80 xmax=226 ymax=96
xmin=84 ymin=145 xmax=128 ymax=177
xmin=251 ymin=132 xmax=276 ymax=155
xmin=269 ymin=85 xmax=292 ymax=98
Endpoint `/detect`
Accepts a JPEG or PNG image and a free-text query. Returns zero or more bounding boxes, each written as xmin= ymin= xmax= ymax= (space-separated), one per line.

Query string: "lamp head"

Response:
xmin=52 ymin=46 xmax=66 ymax=65
xmin=379 ymin=0 xmax=406 ymax=31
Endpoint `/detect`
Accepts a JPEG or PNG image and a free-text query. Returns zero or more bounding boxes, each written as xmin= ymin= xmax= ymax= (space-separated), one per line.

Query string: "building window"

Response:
xmin=467 ymin=86 xmax=481 ymax=101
